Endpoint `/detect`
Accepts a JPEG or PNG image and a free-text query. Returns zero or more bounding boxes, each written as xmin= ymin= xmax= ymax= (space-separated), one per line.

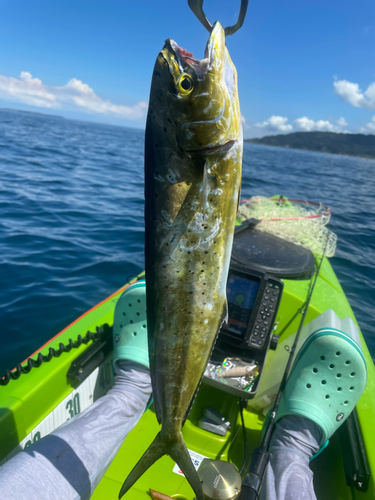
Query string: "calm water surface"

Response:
xmin=1 ymin=109 xmax=374 ymax=372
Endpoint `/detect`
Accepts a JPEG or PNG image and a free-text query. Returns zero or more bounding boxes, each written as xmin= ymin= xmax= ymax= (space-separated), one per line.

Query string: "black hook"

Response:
xmin=188 ymin=0 xmax=249 ymax=37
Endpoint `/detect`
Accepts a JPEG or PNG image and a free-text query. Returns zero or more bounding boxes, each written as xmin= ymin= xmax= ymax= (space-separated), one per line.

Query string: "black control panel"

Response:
xmin=249 ymin=280 xmax=282 ymax=349
xmin=219 ymin=262 xmax=283 ymax=353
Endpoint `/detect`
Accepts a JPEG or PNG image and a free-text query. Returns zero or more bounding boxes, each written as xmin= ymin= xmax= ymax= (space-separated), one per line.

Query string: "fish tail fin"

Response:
xmin=118 ymin=432 xmax=204 ymax=500
xmin=119 ymin=432 xmax=165 ymax=498
xmin=169 ymin=433 xmax=204 ymax=500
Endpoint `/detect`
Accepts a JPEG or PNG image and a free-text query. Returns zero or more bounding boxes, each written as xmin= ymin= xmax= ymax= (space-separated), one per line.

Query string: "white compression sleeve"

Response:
xmin=0 ymin=361 xmax=152 ymax=500
xmin=260 ymin=415 xmax=322 ymax=500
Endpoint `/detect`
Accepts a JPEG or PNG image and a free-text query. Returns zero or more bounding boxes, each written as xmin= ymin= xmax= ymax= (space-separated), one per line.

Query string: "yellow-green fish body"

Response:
xmin=120 ymin=22 xmax=242 ymax=500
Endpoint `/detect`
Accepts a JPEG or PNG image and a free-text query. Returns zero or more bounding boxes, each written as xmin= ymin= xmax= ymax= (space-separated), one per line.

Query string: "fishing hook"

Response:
xmin=188 ymin=0 xmax=249 ymax=36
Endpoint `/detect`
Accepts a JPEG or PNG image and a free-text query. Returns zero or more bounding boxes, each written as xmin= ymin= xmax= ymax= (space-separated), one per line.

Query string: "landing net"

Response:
xmin=237 ymin=196 xmax=337 ymax=257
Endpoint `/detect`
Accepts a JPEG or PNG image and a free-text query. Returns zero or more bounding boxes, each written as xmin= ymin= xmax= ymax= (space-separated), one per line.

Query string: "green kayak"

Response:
xmin=1 ymin=203 xmax=374 ymax=500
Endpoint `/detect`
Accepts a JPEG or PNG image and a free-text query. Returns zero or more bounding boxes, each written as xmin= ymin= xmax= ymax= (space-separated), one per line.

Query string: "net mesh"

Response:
xmin=237 ymin=196 xmax=337 ymax=257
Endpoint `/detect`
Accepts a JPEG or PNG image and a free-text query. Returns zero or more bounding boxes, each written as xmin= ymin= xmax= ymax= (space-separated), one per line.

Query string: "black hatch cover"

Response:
xmin=231 ymin=226 xmax=316 ymax=280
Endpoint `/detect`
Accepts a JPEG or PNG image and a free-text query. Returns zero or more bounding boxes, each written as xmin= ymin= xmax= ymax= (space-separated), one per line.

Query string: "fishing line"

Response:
xmin=239 ymin=234 xmax=330 ymax=500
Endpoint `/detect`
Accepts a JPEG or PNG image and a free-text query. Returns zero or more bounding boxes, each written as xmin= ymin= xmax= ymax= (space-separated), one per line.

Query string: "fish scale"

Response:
xmin=120 ymin=22 xmax=242 ymax=500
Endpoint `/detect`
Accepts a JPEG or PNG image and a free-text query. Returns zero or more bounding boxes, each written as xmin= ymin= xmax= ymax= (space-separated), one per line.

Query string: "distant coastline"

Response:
xmin=246 ymin=131 xmax=375 ymax=159
xmin=0 ymin=107 xmax=144 ymax=132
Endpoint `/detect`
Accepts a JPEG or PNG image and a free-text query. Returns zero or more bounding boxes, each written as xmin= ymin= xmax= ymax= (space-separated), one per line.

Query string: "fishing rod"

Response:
xmin=239 ymin=237 xmax=329 ymax=500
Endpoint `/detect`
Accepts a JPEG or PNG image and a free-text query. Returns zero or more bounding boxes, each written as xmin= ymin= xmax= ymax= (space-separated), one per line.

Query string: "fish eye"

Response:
xmin=177 ymin=73 xmax=194 ymax=95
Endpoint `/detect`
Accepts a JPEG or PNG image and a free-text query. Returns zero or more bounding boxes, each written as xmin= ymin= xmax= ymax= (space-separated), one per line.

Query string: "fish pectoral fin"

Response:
xmin=169 ymin=435 xmax=205 ymax=500
xmin=119 ymin=433 xmax=166 ymax=498
xmin=202 ymin=160 xmax=209 ymax=223
xmin=222 ymin=299 xmax=228 ymax=325
xmin=237 ymin=184 xmax=241 ymax=213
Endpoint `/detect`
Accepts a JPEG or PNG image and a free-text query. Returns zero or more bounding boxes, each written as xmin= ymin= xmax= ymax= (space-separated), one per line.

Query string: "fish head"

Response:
xmin=152 ymin=22 xmax=241 ymax=158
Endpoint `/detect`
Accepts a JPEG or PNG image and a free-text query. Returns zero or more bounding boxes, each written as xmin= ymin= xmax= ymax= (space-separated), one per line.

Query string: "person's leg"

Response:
xmin=0 ymin=360 xmax=151 ymax=500
xmin=0 ymin=281 xmax=151 ymax=500
xmin=260 ymin=415 xmax=321 ymax=500
xmin=260 ymin=328 xmax=367 ymax=500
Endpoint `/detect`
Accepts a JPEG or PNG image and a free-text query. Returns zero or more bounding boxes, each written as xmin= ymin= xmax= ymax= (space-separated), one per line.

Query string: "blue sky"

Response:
xmin=1 ymin=0 xmax=375 ymax=137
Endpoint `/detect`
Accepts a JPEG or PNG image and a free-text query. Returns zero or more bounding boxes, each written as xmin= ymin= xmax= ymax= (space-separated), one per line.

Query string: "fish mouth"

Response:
xmin=170 ymin=22 xmax=224 ymax=75
xmin=187 ymin=140 xmax=236 ymax=155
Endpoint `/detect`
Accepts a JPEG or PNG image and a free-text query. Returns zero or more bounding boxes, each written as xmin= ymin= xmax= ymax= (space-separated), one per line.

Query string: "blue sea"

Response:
xmin=1 ymin=108 xmax=374 ymax=373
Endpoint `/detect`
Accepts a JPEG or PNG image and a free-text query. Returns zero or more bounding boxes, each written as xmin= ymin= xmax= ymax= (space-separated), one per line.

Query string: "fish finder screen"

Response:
xmin=225 ymin=273 xmax=260 ymax=337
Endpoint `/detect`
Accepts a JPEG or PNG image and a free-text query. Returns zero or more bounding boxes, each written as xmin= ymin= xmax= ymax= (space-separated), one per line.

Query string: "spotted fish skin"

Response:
xmin=119 ymin=22 xmax=242 ymax=500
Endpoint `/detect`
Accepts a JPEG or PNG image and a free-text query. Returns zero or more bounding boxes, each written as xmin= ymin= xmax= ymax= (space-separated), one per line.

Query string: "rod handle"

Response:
xmin=238 ymin=448 xmax=270 ymax=500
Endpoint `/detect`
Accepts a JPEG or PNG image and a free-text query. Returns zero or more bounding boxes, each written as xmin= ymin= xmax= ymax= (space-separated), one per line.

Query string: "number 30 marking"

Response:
xmin=66 ymin=393 xmax=81 ymax=420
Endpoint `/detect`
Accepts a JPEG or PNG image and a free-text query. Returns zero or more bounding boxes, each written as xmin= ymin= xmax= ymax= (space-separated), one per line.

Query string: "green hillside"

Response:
xmin=246 ymin=132 xmax=375 ymax=159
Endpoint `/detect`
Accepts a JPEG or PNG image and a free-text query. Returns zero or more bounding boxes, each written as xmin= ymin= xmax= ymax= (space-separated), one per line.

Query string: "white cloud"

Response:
xmin=241 ymin=115 xmax=251 ymax=130
xmin=294 ymin=116 xmax=347 ymax=132
xmin=248 ymin=114 xmax=348 ymax=138
xmin=360 ymin=116 xmax=375 ymax=133
xmin=334 ymin=79 xmax=375 ymax=109
xmin=0 ymin=71 xmax=147 ymax=120
xmin=336 ymin=117 xmax=348 ymax=127
xmin=255 ymin=115 xmax=293 ymax=133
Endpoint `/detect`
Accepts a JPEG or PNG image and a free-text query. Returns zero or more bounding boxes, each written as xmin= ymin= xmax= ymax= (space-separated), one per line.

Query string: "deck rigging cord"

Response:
xmin=238 ymin=234 xmax=330 ymax=499
xmin=0 ymin=325 xmax=111 ymax=386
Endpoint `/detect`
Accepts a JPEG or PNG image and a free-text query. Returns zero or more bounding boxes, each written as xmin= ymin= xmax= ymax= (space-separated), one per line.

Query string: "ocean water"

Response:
xmin=1 ymin=108 xmax=374 ymax=373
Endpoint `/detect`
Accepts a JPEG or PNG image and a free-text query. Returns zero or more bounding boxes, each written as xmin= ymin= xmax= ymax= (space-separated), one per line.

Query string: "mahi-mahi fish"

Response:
xmin=119 ymin=21 xmax=242 ymax=500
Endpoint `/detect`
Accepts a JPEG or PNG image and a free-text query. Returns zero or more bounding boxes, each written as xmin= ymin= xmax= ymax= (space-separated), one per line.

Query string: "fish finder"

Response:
xmin=203 ymin=260 xmax=284 ymax=399
xmin=221 ymin=263 xmax=283 ymax=351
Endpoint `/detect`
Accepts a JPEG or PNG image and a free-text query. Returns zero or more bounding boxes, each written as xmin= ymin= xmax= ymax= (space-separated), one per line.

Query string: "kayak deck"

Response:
xmin=1 ymin=262 xmax=375 ymax=499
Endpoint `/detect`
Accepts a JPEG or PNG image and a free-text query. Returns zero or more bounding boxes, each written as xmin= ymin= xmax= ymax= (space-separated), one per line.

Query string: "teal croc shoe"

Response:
xmin=276 ymin=327 xmax=367 ymax=451
xmin=113 ymin=280 xmax=149 ymax=369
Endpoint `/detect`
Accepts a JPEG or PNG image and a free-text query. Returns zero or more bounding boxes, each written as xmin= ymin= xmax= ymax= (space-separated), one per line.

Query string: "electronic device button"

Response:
xmin=255 ymin=324 xmax=260 ymax=330
xmin=257 ymin=318 xmax=262 ymax=323
xmin=257 ymin=340 xmax=263 ymax=345
xmin=262 ymin=302 xmax=267 ymax=307
xmin=260 ymin=333 xmax=265 ymax=338
xmin=263 ymin=320 xmax=269 ymax=326
xmin=270 ymin=298 xmax=275 ymax=303
xmin=260 ymin=310 xmax=264 ymax=315
xmin=253 ymin=330 xmax=259 ymax=336
xmin=262 ymin=315 xmax=266 ymax=320
xmin=266 ymin=312 xmax=271 ymax=317
xmin=268 ymin=283 xmax=273 ymax=288
xmin=273 ymin=291 xmax=278 ymax=296
xmin=266 ymin=288 xmax=270 ymax=294
xmin=261 ymin=327 xmax=266 ymax=332
xmin=264 ymin=295 xmax=269 ymax=300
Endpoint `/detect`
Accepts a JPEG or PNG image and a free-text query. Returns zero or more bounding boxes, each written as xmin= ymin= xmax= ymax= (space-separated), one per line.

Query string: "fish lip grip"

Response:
xmin=188 ymin=0 xmax=249 ymax=37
